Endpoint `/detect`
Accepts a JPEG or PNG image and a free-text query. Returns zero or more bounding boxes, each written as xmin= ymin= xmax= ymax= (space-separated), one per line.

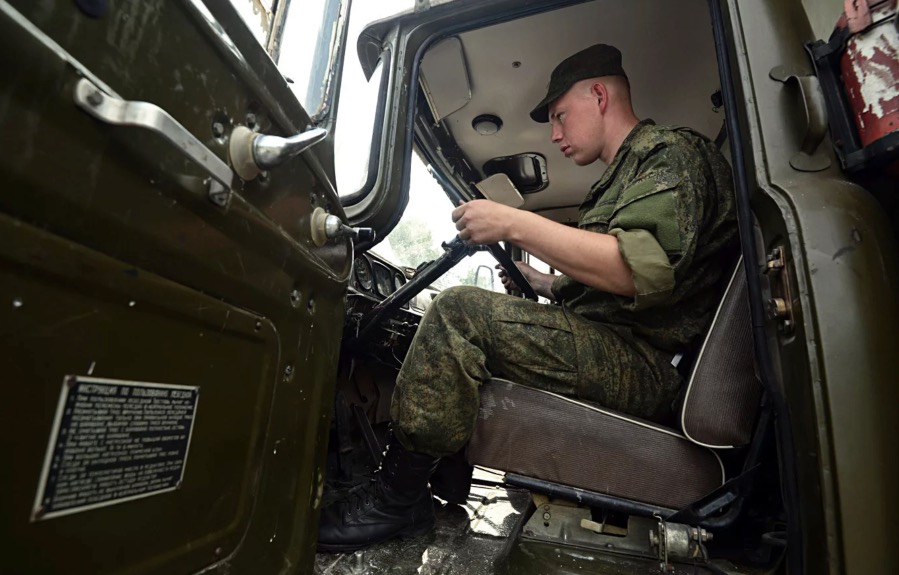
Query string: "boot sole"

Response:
xmin=317 ymin=519 xmax=435 ymax=554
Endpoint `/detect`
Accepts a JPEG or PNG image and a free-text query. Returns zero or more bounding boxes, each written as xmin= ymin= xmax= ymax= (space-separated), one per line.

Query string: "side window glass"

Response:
xmin=226 ymin=0 xmax=345 ymax=120
xmin=335 ymin=58 xmax=388 ymax=196
xmin=277 ymin=0 xmax=345 ymax=120
xmin=334 ymin=1 xmax=412 ymax=197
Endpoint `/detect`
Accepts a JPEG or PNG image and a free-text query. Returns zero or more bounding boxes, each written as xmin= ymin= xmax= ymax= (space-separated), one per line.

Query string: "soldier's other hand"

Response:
xmin=451 ymin=199 xmax=516 ymax=245
xmin=496 ymin=261 xmax=539 ymax=292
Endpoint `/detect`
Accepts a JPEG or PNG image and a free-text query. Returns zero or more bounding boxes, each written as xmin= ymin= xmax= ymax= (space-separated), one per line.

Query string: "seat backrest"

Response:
xmin=680 ymin=257 xmax=762 ymax=448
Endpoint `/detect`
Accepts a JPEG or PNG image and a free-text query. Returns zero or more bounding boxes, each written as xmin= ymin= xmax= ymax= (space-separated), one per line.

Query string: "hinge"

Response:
xmin=764 ymin=246 xmax=796 ymax=335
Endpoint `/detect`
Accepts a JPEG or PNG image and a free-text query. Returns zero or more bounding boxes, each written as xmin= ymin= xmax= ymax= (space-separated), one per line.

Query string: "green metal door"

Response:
xmin=0 ymin=1 xmax=350 ymax=573
xmin=722 ymin=1 xmax=899 ymax=573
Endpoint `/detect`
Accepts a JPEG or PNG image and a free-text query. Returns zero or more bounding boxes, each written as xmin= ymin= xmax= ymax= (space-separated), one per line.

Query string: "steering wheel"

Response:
xmin=483 ymin=242 xmax=539 ymax=301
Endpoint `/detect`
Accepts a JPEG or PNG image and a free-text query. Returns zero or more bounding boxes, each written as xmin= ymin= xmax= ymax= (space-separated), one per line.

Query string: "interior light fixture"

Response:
xmin=472 ymin=114 xmax=503 ymax=136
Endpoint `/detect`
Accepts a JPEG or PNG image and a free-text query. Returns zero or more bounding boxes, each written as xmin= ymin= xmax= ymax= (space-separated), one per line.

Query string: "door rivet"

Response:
xmin=290 ymin=289 xmax=301 ymax=308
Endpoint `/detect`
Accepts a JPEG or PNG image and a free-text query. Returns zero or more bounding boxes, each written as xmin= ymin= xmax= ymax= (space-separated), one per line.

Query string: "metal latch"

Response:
xmin=310 ymin=207 xmax=374 ymax=247
xmin=764 ymin=246 xmax=796 ymax=335
xmin=649 ymin=515 xmax=713 ymax=573
xmin=230 ymin=125 xmax=327 ymax=181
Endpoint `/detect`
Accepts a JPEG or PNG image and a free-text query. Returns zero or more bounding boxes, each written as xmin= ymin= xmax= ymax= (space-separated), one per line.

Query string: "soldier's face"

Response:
xmin=548 ymin=84 xmax=604 ymax=166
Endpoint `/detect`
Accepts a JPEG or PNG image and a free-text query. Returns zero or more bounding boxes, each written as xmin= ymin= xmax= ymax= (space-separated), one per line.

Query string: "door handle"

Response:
xmin=73 ymin=78 xmax=235 ymax=206
xmin=229 ymin=125 xmax=328 ymax=181
xmin=769 ymin=65 xmax=832 ymax=172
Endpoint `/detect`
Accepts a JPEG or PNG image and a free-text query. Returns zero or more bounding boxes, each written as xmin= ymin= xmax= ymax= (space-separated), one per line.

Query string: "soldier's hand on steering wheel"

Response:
xmin=451 ymin=199 xmax=515 ymax=246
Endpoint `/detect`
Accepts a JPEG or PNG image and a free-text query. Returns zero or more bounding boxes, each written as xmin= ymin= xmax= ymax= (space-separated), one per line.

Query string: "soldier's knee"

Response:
xmin=430 ymin=285 xmax=481 ymax=313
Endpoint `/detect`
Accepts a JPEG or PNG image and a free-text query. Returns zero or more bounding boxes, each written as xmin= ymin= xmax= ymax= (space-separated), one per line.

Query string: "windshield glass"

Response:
xmin=375 ymin=158 xmax=504 ymax=292
xmin=278 ymin=0 xmax=345 ymax=120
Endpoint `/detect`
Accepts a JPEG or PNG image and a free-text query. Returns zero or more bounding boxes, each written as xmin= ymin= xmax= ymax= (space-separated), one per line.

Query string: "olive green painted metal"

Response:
xmin=0 ymin=1 xmax=349 ymax=573
xmin=725 ymin=0 xmax=899 ymax=573
xmin=499 ymin=539 xmax=721 ymax=575
xmin=1 ymin=214 xmax=280 ymax=572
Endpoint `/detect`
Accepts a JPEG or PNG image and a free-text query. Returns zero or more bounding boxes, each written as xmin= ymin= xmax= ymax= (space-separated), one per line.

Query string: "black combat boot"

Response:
xmin=317 ymin=437 xmax=439 ymax=552
xmin=430 ymin=448 xmax=473 ymax=505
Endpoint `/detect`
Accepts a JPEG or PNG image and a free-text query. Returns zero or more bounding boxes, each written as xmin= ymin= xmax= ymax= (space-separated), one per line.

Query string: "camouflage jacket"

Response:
xmin=551 ymin=120 xmax=739 ymax=354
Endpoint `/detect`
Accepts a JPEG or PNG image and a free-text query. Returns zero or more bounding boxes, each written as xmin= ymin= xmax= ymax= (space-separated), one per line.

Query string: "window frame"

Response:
xmin=338 ymin=50 xmax=393 ymax=204
xmin=225 ymin=0 xmax=351 ymax=125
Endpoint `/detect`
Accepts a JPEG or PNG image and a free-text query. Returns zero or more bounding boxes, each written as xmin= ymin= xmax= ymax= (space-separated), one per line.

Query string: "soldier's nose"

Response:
xmin=551 ymin=125 xmax=562 ymax=143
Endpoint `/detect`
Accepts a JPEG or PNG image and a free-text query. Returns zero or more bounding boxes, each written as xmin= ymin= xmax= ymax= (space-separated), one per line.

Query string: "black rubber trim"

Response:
xmin=340 ymin=48 xmax=393 ymax=208
xmin=707 ymin=1 xmax=804 ymax=573
xmin=504 ymin=473 xmax=678 ymax=519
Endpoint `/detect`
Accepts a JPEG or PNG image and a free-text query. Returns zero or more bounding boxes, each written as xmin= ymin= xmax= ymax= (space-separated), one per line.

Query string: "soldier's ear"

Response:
xmin=591 ymin=82 xmax=609 ymax=113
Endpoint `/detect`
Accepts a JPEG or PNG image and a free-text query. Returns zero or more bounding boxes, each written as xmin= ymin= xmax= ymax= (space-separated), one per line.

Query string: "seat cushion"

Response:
xmin=468 ymin=379 xmax=724 ymax=510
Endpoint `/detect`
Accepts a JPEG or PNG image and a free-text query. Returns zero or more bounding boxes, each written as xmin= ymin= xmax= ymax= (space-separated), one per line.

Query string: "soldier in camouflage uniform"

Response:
xmin=318 ymin=43 xmax=739 ymax=553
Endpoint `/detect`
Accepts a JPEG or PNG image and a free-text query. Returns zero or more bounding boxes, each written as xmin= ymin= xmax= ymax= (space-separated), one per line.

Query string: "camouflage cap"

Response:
xmin=529 ymin=43 xmax=627 ymax=123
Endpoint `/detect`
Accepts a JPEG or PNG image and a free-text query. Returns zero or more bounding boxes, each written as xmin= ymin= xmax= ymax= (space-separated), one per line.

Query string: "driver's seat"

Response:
xmin=466 ymin=258 xmax=760 ymax=510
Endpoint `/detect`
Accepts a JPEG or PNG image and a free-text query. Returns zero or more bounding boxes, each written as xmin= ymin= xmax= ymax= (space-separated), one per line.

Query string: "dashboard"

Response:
xmin=351 ymin=254 xmax=409 ymax=300
xmin=347 ymin=253 xmax=420 ymax=348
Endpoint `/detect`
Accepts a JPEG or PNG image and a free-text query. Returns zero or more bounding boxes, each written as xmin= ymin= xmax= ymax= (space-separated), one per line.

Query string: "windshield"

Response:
xmin=375 ymin=158 xmax=503 ymax=292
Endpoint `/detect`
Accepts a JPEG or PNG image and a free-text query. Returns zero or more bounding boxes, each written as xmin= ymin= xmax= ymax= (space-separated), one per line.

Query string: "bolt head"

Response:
xmin=212 ymin=122 xmax=225 ymax=138
xmin=86 ymin=90 xmax=103 ymax=106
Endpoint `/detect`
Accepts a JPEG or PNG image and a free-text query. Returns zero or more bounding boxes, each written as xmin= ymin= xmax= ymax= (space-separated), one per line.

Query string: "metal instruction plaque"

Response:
xmin=32 ymin=376 xmax=200 ymax=521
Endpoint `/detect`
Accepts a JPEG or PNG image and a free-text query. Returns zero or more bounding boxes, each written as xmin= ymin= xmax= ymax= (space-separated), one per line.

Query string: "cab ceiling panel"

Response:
xmin=436 ymin=0 xmax=722 ymax=216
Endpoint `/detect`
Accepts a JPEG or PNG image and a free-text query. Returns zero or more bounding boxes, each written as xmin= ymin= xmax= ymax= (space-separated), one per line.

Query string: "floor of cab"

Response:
xmin=314 ymin=475 xmax=530 ymax=575
xmin=313 ymin=470 xmax=726 ymax=575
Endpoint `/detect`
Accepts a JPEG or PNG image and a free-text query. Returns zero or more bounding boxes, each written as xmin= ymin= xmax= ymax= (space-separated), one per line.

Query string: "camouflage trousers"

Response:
xmin=390 ymin=286 xmax=684 ymax=457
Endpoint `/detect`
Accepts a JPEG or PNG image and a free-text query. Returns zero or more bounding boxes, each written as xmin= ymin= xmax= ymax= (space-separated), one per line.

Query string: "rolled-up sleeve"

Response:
xmin=605 ymin=162 xmax=698 ymax=310
xmin=608 ymin=227 xmax=674 ymax=310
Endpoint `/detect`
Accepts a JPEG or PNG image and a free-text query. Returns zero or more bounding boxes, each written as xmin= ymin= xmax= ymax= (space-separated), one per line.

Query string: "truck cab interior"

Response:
xmin=320 ymin=0 xmax=899 ymax=573
xmin=320 ymin=1 xmax=777 ymax=573
xmin=2 ymin=1 xmax=897 ymax=574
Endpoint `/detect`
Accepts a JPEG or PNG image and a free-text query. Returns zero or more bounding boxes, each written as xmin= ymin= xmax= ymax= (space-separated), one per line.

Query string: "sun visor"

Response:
xmin=420 ymin=36 xmax=472 ymax=122
xmin=475 ymin=174 xmax=525 ymax=208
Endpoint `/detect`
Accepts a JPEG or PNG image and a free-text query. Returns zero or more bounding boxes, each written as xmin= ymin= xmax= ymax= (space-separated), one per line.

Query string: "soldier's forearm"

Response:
xmin=528 ymin=271 xmax=557 ymax=300
xmin=507 ymin=211 xmax=636 ymax=297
